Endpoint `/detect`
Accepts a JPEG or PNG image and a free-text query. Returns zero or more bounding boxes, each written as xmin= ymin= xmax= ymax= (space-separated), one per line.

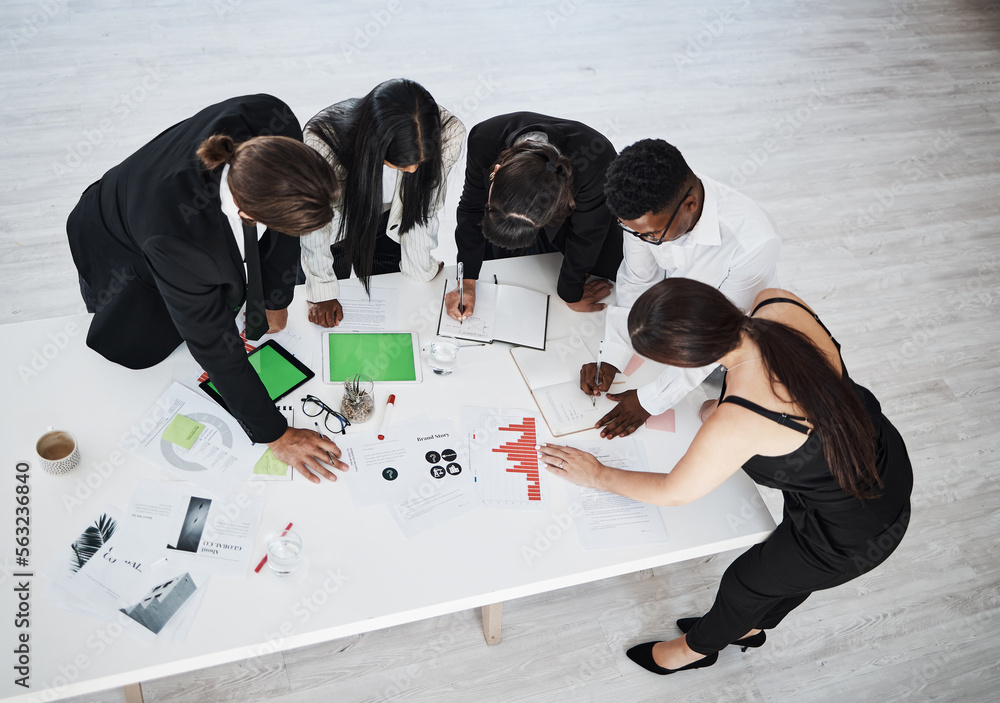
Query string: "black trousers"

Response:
xmin=686 ymin=494 xmax=911 ymax=655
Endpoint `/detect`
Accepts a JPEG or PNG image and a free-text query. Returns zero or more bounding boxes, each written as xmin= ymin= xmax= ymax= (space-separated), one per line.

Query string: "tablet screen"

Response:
xmin=326 ymin=332 xmax=418 ymax=382
xmin=201 ymin=340 xmax=314 ymax=408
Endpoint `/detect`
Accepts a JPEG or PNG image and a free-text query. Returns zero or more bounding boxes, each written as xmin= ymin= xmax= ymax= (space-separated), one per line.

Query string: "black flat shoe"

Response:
xmin=626 ymin=642 xmax=719 ymax=675
xmin=676 ymin=617 xmax=766 ymax=652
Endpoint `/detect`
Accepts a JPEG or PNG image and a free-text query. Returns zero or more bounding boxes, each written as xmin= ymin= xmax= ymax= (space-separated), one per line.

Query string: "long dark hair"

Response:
xmin=306 ymin=78 xmax=452 ymax=290
xmin=481 ymin=142 xmax=575 ymax=249
xmin=198 ymin=134 xmax=339 ymax=235
xmin=628 ymin=278 xmax=882 ymax=500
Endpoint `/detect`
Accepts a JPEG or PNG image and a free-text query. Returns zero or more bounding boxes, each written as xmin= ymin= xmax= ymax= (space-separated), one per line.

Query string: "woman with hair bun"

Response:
xmin=539 ymin=279 xmax=912 ymax=677
xmin=446 ymin=112 xmax=623 ymax=320
xmin=67 ymin=94 xmax=348 ymax=482
xmin=299 ymin=78 xmax=465 ymax=328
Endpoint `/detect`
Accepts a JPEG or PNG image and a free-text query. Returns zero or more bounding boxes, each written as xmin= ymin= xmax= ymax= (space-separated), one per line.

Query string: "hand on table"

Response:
xmin=595 ymin=389 xmax=651 ymax=438
xmin=265 ymin=307 xmax=288 ymax=334
xmin=538 ymin=444 xmax=608 ymax=490
xmin=445 ymin=279 xmax=477 ymax=321
xmin=566 ymin=278 xmax=614 ymax=313
xmin=267 ymin=426 xmax=349 ymax=484
xmin=308 ymin=299 xmax=344 ymax=328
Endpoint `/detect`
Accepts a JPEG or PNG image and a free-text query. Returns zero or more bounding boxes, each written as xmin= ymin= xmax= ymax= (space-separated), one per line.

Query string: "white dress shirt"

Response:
xmin=219 ymin=164 xmax=264 ymax=281
xmin=603 ymin=174 xmax=782 ymax=415
xmin=299 ymin=107 xmax=466 ymax=303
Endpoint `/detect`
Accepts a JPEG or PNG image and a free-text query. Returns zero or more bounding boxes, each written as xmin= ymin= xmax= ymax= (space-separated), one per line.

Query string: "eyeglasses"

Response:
xmin=301 ymin=395 xmax=351 ymax=435
xmin=619 ymin=186 xmax=693 ymax=246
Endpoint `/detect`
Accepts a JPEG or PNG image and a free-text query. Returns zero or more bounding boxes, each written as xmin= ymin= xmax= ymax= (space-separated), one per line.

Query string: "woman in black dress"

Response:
xmin=539 ymin=278 xmax=912 ymax=675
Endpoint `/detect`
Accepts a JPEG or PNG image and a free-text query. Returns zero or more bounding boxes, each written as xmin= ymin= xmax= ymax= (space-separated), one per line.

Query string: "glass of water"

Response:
xmin=428 ymin=335 xmax=460 ymax=375
xmin=267 ymin=530 xmax=303 ymax=576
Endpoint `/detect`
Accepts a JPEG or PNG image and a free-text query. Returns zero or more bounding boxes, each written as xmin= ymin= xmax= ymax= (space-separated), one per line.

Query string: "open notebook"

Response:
xmin=437 ymin=280 xmax=549 ymax=350
xmin=511 ymin=336 xmax=617 ymax=437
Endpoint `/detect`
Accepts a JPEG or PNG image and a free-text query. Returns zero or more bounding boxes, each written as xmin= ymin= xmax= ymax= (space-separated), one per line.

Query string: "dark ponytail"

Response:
xmin=197 ymin=134 xmax=236 ymax=169
xmin=628 ymin=278 xmax=882 ymax=500
xmin=305 ymin=78 xmax=449 ymax=292
xmin=481 ymin=142 xmax=575 ymax=250
xmin=198 ymin=134 xmax=339 ymax=236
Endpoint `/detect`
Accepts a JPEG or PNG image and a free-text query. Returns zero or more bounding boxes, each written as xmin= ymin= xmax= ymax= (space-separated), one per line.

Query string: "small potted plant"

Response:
xmin=341 ymin=373 xmax=375 ymax=423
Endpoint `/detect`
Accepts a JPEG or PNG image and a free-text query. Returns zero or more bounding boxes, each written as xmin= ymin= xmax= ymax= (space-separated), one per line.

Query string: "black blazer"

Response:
xmin=454 ymin=112 xmax=623 ymax=303
xmin=67 ymin=95 xmax=303 ymax=443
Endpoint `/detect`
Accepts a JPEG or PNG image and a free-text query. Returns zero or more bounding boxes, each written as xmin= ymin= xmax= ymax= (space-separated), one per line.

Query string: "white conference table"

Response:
xmin=0 ymin=253 xmax=774 ymax=702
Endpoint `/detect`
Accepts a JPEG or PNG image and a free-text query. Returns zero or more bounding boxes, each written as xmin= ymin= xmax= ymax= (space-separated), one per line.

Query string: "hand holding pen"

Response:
xmin=593 ymin=340 xmax=603 ymax=407
xmin=457 ymin=261 xmax=464 ymax=325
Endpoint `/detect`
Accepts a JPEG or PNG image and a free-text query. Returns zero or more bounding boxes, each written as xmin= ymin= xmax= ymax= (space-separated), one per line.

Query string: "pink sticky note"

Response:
xmin=623 ymin=354 xmax=645 ymax=377
xmin=646 ymin=409 xmax=676 ymax=433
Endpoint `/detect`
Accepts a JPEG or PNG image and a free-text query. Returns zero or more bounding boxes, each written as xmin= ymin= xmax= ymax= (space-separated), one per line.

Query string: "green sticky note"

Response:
xmin=163 ymin=414 xmax=205 ymax=449
xmin=253 ymin=449 xmax=289 ymax=477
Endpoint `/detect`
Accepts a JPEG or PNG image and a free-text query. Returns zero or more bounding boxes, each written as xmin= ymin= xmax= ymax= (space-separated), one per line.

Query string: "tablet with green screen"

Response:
xmin=199 ymin=340 xmax=314 ymax=411
xmin=321 ymin=332 xmax=422 ymax=383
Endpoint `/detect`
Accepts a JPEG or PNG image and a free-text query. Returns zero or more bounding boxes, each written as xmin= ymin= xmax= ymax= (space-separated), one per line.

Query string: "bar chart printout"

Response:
xmin=463 ymin=408 xmax=547 ymax=510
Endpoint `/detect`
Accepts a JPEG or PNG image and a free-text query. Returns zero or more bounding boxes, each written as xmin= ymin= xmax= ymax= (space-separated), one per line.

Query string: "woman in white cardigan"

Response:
xmin=300 ymin=78 xmax=465 ymax=327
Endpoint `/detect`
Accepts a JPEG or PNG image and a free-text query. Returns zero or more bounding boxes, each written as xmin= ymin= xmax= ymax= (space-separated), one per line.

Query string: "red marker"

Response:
xmin=254 ymin=522 xmax=293 ymax=573
xmin=376 ymin=394 xmax=396 ymax=440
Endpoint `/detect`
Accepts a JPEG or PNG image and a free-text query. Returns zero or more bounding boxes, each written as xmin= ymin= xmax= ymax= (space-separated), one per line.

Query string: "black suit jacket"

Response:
xmin=455 ymin=112 xmax=623 ymax=303
xmin=66 ymin=95 xmax=303 ymax=443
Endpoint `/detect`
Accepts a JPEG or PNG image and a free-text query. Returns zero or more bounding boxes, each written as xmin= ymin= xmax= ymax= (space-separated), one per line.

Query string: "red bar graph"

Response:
xmin=492 ymin=417 xmax=541 ymax=501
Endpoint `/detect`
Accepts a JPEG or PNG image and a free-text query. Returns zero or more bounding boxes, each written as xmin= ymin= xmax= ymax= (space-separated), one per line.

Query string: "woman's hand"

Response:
xmin=445 ymin=279 xmax=477 ymax=320
xmin=538 ymin=444 xmax=610 ymax=490
xmin=308 ymin=299 xmax=344 ymax=328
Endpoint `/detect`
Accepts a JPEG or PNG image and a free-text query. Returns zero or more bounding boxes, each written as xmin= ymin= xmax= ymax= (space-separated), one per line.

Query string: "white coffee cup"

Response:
xmin=35 ymin=428 xmax=81 ymax=475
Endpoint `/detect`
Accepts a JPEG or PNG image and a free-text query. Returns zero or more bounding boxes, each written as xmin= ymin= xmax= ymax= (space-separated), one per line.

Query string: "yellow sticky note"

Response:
xmin=163 ymin=414 xmax=205 ymax=449
xmin=253 ymin=449 xmax=290 ymax=477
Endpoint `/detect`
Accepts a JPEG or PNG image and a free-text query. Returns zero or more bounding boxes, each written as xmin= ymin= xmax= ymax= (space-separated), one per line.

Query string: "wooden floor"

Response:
xmin=3 ymin=0 xmax=999 ymax=701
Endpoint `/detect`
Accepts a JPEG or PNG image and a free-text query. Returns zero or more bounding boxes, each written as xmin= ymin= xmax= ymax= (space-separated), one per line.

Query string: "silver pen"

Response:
xmin=593 ymin=340 xmax=604 ymax=407
xmin=457 ymin=261 xmax=464 ymax=325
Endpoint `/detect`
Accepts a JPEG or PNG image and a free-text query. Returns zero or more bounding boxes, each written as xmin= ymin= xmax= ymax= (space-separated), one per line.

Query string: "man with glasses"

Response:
xmin=582 ymin=139 xmax=781 ymax=437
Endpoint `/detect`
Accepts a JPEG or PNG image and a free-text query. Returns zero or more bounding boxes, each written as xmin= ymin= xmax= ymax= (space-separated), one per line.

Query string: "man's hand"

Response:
xmin=596 ymin=389 xmax=651 ymax=438
xmin=445 ymin=279 xmax=477 ymax=321
xmin=308 ymin=299 xmax=344 ymax=328
xmin=566 ymin=278 xmax=614 ymax=313
xmin=267 ymin=426 xmax=349 ymax=484
xmin=580 ymin=362 xmax=619 ymax=398
xmin=265 ymin=308 xmax=288 ymax=334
